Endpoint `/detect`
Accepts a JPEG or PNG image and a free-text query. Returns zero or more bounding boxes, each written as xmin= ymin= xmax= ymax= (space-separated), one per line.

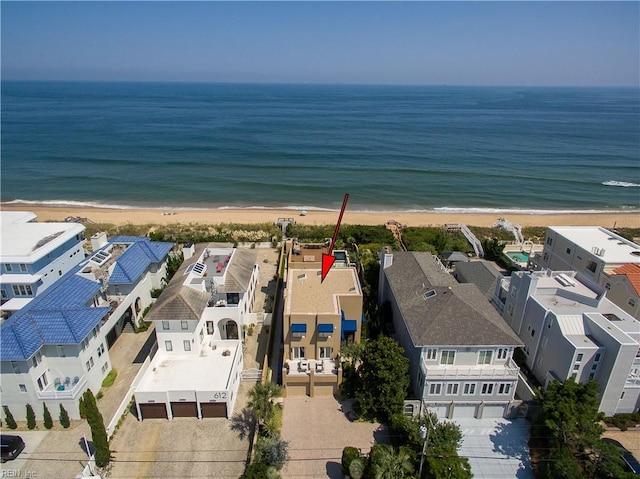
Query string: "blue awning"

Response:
xmin=291 ymin=323 xmax=307 ymax=333
xmin=342 ymin=319 xmax=357 ymax=333
xmin=318 ymin=324 xmax=334 ymax=333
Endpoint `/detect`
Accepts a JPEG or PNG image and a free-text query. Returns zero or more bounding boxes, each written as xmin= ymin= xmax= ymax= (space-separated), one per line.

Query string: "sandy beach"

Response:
xmin=2 ymin=204 xmax=638 ymax=229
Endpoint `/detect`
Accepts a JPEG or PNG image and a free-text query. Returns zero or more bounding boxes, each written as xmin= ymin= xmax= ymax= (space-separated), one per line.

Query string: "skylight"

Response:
xmin=90 ymin=250 xmax=111 ymax=266
xmin=423 ymin=289 xmax=437 ymax=300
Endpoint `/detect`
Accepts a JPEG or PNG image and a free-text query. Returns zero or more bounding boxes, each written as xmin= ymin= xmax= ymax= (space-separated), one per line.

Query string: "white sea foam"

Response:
xmin=602 ymin=180 xmax=640 ymax=188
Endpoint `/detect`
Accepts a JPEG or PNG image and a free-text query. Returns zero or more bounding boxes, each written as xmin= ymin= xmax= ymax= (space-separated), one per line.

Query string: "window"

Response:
xmin=162 ymin=321 xmax=170 ymax=330
xmin=478 ymin=350 xmax=493 ymax=364
xmin=181 ymin=320 xmax=189 ymax=330
xmin=481 ymin=383 xmax=494 ymax=395
xmin=32 ymin=351 xmax=42 ymax=368
xmin=571 ymin=373 xmax=577 ymax=380
xmin=605 ymin=283 xmax=611 ymax=291
xmin=291 ymin=347 xmax=305 ymax=359
xmin=429 ymin=383 xmax=442 ymax=395
xmin=510 ymin=286 xmax=518 ymax=298
xmin=206 ymin=321 xmax=214 ymax=335
xmin=426 ymin=348 xmax=437 ymax=360
xmin=319 ymin=347 xmax=333 ymax=359
xmin=498 ymin=383 xmax=511 ymax=395
xmin=594 ymin=353 xmax=601 ymax=362
xmin=97 ymin=343 xmax=105 ymax=357
xmin=19 ymin=384 xmax=27 ymax=393
xmin=591 ymin=363 xmax=598 ymax=370
xmin=102 ymin=362 xmax=109 ymax=374
xmin=497 ymin=348 xmax=509 ymax=360
xmin=165 ymin=340 xmax=173 ymax=352
xmin=19 ymin=264 xmax=27 ymax=272
xmin=586 ymin=260 xmax=597 ymax=274
xmin=576 ymin=353 xmax=583 ymax=362
xmin=507 ymin=303 xmax=514 ymax=316
xmin=629 ymin=298 xmax=637 ymax=308
xmin=183 ymin=340 xmax=191 ymax=352
xmin=86 ymin=359 xmax=92 ymax=371
xmin=566 ymin=247 xmax=571 ymax=255
xmin=37 ymin=373 xmax=48 ymax=391
xmin=573 ymin=364 xmax=580 ymax=371
xmin=440 ymin=350 xmax=456 ymax=365
xmin=546 ymin=237 xmax=552 ymax=246
xmin=446 ymin=383 xmax=459 ymax=395
xmin=11 ymin=362 xmax=20 ymax=374
xmin=57 ymin=345 xmax=66 ymax=358
xmin=463 ymin=383 xmax=476 ymax=395
xmin=12 ymin=285 xmax=33 ymax=296
xmin=6 ymin=264 xmax=14 ymax=272
xmin=588 ymin=372 xmax=595 ymax=380
xmin=530 ymin=329 xmax=535 ymax=337
xmin=0 ymin=289 xmax=7 ymax=299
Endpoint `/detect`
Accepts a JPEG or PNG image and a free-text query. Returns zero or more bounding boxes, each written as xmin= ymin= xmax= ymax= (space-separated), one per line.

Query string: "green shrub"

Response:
xmin=26 ymin=404 xmax=36 ymax=430
xmin=101 ymin=369 xmax=118 ymax=388
xmin=256 ymin=435 xmax=290 ymax=470
xmin=3 ymin=406 xmax=17 ymax=429
xmin=82 ymin=390 xmax=111 ymax=467
xmin=150 ymin=288 xmax=163 ymax=299
xmin=59 ymin=404 xmax=70 ymax=428
xmin=43 ymin=403 xmax=53 ymax=429
xmin=341 ymin=446 xmax=362 ymax=476
xmin=242 ymin=460 xmax=269 ymax=479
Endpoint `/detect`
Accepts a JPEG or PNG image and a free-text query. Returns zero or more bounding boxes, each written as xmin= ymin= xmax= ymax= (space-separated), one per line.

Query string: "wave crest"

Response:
xmin=602 ymin=180 xmax=640 ymax=188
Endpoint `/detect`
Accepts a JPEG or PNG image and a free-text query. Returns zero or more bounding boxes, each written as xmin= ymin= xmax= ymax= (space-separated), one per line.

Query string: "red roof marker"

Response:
xmin=321 ymin=193 xmax=349 ymax=282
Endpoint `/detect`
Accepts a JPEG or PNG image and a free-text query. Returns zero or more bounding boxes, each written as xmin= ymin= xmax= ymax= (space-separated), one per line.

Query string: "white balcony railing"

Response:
xmin=37 ymin=375 xmax=87 ymax=400
xmin=421 ymin=358 xmax=520 ymax=380
xmin=285 ymin=359 xmax=338 ymax=376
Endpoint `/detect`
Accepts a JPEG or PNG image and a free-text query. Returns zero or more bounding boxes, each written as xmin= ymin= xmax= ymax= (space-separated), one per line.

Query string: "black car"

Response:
xmin=1 ymin=434 xmax=25 ymax=463
xmin=602 ymin=438 xmax=640 ymax=475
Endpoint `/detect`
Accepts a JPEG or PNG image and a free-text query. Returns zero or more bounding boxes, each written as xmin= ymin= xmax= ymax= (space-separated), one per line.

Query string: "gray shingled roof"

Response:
xmin=453 ymin=261 xmax=500 ymax=298
xmin=384 ymin=252 xmax=521 ymax=347
xmin=218 ymin=249 xmax=258 ymax=293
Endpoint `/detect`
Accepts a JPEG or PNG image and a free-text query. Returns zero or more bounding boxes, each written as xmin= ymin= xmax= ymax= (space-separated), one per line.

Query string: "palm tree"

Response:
xmin=372 ymin=445 xmax=414 ymax=479
xmin=247 ymin=381 xmax=283 ymax=429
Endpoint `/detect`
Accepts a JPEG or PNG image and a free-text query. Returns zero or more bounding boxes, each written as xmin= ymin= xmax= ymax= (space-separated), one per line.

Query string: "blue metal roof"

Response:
xmin=0 ymin=235 xmax=170 ymax=361
xmin=108 ymin=238 xmax=173 ymax=285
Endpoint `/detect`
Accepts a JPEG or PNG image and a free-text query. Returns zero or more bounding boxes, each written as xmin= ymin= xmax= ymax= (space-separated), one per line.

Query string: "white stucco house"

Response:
xmin=134 ymin=244 xmax=259 ymax=419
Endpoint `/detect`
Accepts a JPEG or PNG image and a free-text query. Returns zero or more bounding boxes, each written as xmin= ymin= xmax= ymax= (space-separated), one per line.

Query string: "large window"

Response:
xmin=478 ymin=350 xmax=493 ymax=364
xmin=463 ymin=383 xmax=476 ymax=395
xmin=497 ymin=348 xmax=509 ymax=360
xmin=440 ymin=350 xmax=456 ymax=365
xmin=12 ymin=285 xmax=33 ymax=296
xmin=429 ymin=383 xmax=442 ymax=395
xmin=426 ymin=348 xmax=437 ymax=360
xmin=165 ymin=340 xmax=173 ymax=352
xmin=291 ymin=347 xmax=305 ymax=359
xmin=481 ymin=383 xmax=494 ymax=395
xmin=446 ymin=383 xmax=459 ymax=395
xmin=37 ymin=373 xmax=48 ymax=391
xmin=183 ymin=340 xmax=191 ymax=352
xmin=319 ymin=347 xmax=332 ymax=359
xmin=498 ymin=383 xmax=512 ymax=395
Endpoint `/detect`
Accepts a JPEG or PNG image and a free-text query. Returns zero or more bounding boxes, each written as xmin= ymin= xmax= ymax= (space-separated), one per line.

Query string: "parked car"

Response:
xmin=602 ymin=438 xmax=640 ymax=475
xmin=1 ymin=434 xmax=25 ymax=463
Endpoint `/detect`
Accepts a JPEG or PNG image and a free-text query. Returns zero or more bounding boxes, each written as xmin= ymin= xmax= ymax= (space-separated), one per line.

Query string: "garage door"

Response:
xmin=286 ymin=384 xmax=309 ymax=396
xmin=140 ymin=403 xmax=168 ymax=419
xmin=481 ymin=404 xmax=506 ymax=418
xmin=426 ymin=405 xmax=448 ymax=420
xmin=313 ymin=384 xmax=335 ymax=396
xmin=171 ymin=402 xmax=198 ymax=418
xmin=452 ymin=404 xmax=477 ymax=419
xmin=200 ymin=402 xmax=227 ymax=418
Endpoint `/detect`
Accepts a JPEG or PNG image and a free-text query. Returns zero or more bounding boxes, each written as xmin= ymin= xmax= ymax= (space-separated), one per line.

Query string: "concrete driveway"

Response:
xmin=454 ymin=417 xmax=534 ymax=479
xmin=280 ymin=396 xmax=389 ymax=479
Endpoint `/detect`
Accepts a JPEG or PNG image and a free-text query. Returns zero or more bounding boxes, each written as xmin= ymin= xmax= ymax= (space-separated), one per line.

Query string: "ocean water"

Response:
xmin=1 ymin=81 xmax=638 ymax=213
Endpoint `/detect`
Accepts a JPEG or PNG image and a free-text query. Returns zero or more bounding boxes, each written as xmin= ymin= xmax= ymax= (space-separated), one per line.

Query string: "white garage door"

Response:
xmin=452 ymin=404 xmax=477 ymax=418
xmin=481 ymin=404 xmax=506 ymax=418
xmin=426 ymin=405 xmax=448 ymax=420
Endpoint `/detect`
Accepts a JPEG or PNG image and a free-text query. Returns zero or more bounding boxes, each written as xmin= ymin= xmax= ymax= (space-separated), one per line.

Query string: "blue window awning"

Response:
xmin=318 ymin=324 xmax=334 ymax=333
xmin=291 ymin=323 xmax=307 ymax=333
xmin=342 ymin=319 xmax=357 ymax=333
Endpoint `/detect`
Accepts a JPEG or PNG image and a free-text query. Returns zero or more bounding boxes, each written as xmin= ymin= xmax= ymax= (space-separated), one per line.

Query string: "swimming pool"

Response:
xmin=507 ymin=251 xmax=530 ymax=263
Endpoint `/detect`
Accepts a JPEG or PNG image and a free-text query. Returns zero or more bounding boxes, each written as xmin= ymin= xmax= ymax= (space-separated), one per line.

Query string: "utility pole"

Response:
xmin=418 ymin=424 xmax=429 ymax=478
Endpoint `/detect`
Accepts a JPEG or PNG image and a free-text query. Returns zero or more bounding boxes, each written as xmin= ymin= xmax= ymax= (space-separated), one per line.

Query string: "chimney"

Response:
xmin=182 ymin=243 xmax=195 ymax=260
xmin=90 ymin=232 xmax=108 ymax=251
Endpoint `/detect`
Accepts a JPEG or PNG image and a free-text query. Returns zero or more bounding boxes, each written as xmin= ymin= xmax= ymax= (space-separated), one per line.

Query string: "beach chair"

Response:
xmin=72 ymin=376 xmax=80 ymax=386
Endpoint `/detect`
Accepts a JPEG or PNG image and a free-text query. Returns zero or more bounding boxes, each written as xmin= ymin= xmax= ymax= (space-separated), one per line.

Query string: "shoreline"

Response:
xmin=2 ymin=204 xmax=638 ymax=229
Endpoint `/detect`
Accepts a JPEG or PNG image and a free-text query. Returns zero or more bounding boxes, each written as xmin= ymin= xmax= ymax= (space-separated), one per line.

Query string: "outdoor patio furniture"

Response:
xmin=299 ymin=360 xmax=309 ymax=372
xmin=64 ymin=377 xmax=71 ymax=386
xmin=316 ymin=361 xmax=324 ymax=373
xmin=72 ymin=376 xmax=80 ymax=386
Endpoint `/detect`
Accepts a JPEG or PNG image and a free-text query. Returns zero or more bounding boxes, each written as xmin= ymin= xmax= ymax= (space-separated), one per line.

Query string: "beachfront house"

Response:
xmin=378 ymin=249 xmax=523 ymax=419
xmin=281 ymin=241 xmax=363 ymax=397
xmin=134 ymin=244 xmax=259 ymax=419
xmin=0 ymin=211 xmax=86 ymax=316
xmin=0 ymin=234 xmax=173 ymax=419
xmin=494 ymin=269 xmax=640 ymax=415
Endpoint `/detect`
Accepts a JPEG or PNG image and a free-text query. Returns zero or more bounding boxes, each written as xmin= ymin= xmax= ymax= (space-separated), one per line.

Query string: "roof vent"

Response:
xmin=422 ymin=289 xmax=437 ymax=300
xmin=297 ymin=273 xmax=306 ymax=280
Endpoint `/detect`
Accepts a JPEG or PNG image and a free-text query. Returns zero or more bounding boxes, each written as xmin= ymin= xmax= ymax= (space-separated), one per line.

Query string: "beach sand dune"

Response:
xmin=2 ymin=204 xmax=638 ymax=229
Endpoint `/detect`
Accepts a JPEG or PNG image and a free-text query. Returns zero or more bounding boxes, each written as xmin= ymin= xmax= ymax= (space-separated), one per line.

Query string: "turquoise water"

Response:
xmin=2 ymin=82 xmax=638 ymax=212
xmin=507 ymin=251 xmax=530 ymax=263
